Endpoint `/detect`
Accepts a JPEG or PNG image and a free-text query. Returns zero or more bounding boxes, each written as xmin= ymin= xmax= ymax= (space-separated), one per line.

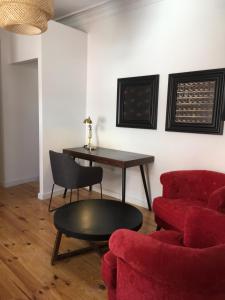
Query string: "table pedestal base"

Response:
xmin=51 ymin=231 xmax=108 ymax=265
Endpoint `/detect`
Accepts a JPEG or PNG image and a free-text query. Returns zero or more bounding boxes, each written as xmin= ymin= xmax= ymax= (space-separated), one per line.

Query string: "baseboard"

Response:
xmin=38 ymin=186 xmax=148 ymax=208
xmin=91 ymin=186 xmax=148 ymax=208
xmin=1 ymin=177 xmax=39 ymax=188
xmin=38 ymin=187 xmax=65 ymax=200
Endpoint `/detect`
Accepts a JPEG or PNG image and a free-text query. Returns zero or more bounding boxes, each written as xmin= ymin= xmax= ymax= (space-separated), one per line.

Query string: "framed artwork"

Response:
xmin=116 ymin=75 xmax=159 ymax=129
xmin=165 ymin=69 xmax=225 ymax=135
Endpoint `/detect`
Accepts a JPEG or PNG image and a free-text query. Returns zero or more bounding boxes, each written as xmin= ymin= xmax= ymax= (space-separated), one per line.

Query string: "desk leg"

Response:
xmin=89 ymin=160 xmax=93 ymax=192
xmin=140 ymin=165 xmax=152 ymax=211
xmin=122 ymin=168 xmax=126 ymax=203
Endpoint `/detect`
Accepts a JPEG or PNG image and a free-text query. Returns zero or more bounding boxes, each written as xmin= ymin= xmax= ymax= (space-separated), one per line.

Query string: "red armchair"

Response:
xmin=153 ymin=170 xmax=225 ymax=232
xmin=102 ymin=207 xmax=225 ymax=300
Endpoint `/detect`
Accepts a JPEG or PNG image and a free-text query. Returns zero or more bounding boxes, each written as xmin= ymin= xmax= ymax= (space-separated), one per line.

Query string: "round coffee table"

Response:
xmin=51 ymin=199 xmax=143 ymax=265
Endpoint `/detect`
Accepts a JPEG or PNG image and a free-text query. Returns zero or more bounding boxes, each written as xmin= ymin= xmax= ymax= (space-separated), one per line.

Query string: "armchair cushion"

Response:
xmin=184 ymin=207 xmax=225 ymax=248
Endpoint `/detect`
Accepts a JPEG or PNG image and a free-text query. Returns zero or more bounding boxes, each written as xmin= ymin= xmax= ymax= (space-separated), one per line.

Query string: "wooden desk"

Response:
xmin=63 ymin=147 xmax=154 ymax=210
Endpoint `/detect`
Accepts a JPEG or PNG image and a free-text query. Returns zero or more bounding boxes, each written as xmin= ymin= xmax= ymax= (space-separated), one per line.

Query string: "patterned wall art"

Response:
xmin=165 ymin=69 xmax=225 ymax=135
xmin=116 ymin=75 xmax=159 ymax=129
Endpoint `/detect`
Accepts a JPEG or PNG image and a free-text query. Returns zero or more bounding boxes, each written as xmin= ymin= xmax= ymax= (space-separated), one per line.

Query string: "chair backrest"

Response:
xmin=49 ymin=150 xmax=78 ymax=188
xmin=161 ymin=170 xmax=225 ymax=202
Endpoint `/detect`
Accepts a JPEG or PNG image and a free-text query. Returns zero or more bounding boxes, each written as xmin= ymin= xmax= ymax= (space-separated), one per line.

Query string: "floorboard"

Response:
xmin=0 ymin=183 xmax=156 ymax=300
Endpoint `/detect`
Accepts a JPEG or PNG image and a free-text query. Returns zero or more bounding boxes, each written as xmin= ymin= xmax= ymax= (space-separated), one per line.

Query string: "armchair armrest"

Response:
xmin=208 ymin=186 xmax=225 ymax=213
xmin=101 ymin=250 xmax=117 ymax=289
xmin=109 ymin=229 xmax=225 ymax=291
xmin=184 ymin=207 xmax=225 ymax=248
xmin=75 ymin=163 xmax=103 ymax=188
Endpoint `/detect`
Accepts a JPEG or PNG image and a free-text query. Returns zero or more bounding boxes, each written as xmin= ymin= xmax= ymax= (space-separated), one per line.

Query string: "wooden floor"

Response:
xmin=0 ymin=183 xmax=156 ymax=300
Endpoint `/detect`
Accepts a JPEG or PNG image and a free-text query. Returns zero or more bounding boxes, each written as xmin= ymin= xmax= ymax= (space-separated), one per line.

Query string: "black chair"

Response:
xmin=49 ymin=150 xmax=103 ymax=212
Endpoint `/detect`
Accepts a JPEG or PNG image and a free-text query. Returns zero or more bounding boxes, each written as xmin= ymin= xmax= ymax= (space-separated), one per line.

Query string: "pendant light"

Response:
xmin=0 ymin=0 xmax=54 ymax=35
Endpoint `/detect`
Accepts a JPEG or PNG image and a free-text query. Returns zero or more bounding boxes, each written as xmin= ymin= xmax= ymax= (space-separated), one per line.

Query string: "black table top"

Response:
xmin=54 ymin=199 xmax=143 ymax=241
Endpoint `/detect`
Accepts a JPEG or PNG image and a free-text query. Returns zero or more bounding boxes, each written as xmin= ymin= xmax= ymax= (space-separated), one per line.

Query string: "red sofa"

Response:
xmin=153 ymin=170 xmax=225 ymax=232
xmin=102 ymin=207 xmax=225 ymax=300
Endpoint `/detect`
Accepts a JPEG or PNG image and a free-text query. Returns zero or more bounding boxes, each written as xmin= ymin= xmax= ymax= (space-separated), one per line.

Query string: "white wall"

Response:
xmin=10 ymin=33 xmax=40 ymax=64
xmin=38 ymin=21 xmax=87 ymax=199
xmin=67 ymin=0 xmax=225 ymax=207
xmin=0 ymin=21 xmax=87 ymax=197
xmin=0 ymin=30 xmax=39 ymax=187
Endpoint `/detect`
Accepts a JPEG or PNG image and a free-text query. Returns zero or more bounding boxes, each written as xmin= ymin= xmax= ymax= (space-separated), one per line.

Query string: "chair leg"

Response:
xmin=70 ymin=189 xmax=73 ymax=203
xmin=63 ymin=188 xmax=67 ymax=198
xmin=77 ymin=189 xmax=79 ymax=201
xmin=100 ymin=183 xmax=103 ymax=199
xmin=48 ymin=184 xmax=55 ymax=212
xmin=156 ymin=225 xmax=161 ymax=231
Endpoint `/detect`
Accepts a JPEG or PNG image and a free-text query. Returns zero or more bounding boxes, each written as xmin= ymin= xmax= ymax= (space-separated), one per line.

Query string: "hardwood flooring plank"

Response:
xmin=0 ymin=182 xmax=156 ymax=300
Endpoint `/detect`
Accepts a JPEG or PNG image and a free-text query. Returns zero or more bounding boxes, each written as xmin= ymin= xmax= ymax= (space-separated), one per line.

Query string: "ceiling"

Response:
xmin=54 ymin=0 xmax=109 ymax=19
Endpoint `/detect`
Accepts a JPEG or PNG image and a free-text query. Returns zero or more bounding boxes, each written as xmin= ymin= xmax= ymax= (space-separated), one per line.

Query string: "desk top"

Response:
xmin=63 ymin=147 xmax=154 ymax=168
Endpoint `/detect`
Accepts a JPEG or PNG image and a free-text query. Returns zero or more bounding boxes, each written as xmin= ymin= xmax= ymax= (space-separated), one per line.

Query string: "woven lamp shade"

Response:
xmin=0 ymin=0 xmax=54 ymax=35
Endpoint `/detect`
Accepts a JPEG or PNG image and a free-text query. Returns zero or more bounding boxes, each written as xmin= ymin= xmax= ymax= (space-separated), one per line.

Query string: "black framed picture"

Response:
xmin=165 ymin=69 xmax=225 ymax=135
xmin=116 ymin=75 xmax=159 ymax=129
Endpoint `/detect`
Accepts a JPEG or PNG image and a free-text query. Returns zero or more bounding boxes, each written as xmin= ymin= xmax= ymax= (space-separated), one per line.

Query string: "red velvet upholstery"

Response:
xmin=153 ymin=170 xmax=225 ymax=231
xmin=102 ymin=208 xmax=225 ymax=300
xmin=184 ymin=207 xmax=225 ymax=248
xmin=208 ymin=186 xmax=225 ymax=213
